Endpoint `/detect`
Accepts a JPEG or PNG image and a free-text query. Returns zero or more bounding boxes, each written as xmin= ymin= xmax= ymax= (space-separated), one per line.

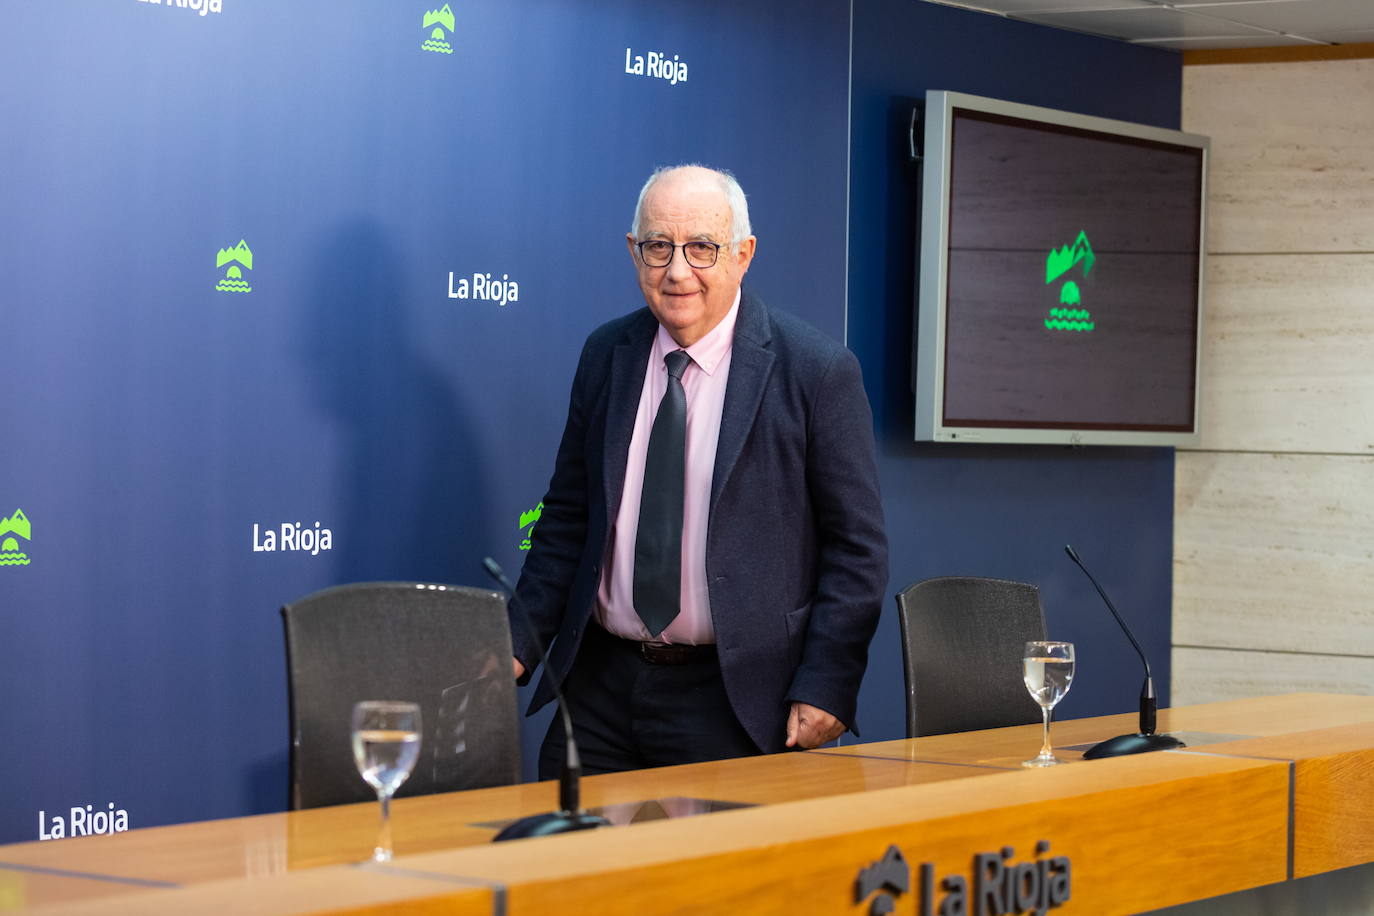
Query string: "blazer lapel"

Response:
xmin=711 ymin=292 xmax=775 ymax=510
xmin=603 ymin=311 xmax=657 ymax=522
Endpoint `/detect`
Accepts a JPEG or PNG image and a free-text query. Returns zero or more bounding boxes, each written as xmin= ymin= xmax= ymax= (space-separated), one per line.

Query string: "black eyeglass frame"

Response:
xmin=635 ymin=239 xmax=724 ymax=269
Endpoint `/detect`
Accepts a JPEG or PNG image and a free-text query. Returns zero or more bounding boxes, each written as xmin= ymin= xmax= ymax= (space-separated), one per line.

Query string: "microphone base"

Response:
xmin=1083 ymin=731 xmax=1186 ymax=760
xmin=492 ymin=810 xmax=611 ymax=842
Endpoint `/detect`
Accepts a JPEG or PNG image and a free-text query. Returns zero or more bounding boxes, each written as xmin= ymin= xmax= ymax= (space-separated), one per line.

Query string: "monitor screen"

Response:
xmin=915 ymin=92 xmax=1209 ymax=446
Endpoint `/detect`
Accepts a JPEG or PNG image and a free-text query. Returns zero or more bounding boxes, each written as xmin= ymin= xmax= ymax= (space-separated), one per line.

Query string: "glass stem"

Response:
xmin=1039 ymin=706 xmax=1053 ymax=759
xmin=374 ymin=791 xmax=393 ymax=862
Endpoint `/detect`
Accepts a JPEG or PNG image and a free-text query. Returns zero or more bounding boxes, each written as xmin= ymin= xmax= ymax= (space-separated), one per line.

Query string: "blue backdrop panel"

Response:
xmin=0 ymin=0 xmax=850 ymax=842
xmin=847 ymin=0 xmax=1183 ymax=740
xmin=2 ymin=0 xmax=1186 ymax=846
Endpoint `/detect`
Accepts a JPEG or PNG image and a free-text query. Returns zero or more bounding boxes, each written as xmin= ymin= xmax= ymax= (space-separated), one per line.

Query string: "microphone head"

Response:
xmin=482 ymin=557 xmax=517 ymax=599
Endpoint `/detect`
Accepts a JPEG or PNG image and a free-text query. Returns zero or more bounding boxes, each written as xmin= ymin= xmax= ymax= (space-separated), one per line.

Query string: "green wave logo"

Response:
xmin=1 ymin=508 xmax=31 ymax=568
xmin=1044 ymin=319 xmax=1095 ymax=332
xmin=518 ymin=501 xmax=542 ymax=551
xmin=1048 ymin=308 xmax=1091 ymax=321
xmin=215 ymin=239 xmax=253 ymax=294
xmin=422 ymin=4 xmax=455 ymax=54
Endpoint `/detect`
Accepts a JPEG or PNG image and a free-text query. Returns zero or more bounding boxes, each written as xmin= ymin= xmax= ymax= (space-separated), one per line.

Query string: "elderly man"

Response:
xmin=509 ymin=164 xmax=887 ymax=776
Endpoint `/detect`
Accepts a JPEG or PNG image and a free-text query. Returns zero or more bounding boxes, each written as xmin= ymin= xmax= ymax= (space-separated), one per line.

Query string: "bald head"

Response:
xmin=630 ymin=165 xmax=752 ymax=248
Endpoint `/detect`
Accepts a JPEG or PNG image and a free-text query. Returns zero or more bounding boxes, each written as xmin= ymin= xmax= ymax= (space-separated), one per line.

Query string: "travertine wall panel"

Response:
xmin=1174 ymin=57 xmax=1374 ymax=707
xmin=1196 ymin=254 xmax=1374 ymax=454
xmin=1173 ymin=647 xmax=1374 ymax=706
xmin=1174 ymin=451 xmax=1374 ymax=654
xmin=1183 ymin=59 xmax=1374 ymax=254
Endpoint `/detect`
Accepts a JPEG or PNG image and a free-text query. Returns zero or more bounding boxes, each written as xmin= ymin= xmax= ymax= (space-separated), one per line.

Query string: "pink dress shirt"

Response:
xmin=595 ymin=291 xmax=740 ymax=645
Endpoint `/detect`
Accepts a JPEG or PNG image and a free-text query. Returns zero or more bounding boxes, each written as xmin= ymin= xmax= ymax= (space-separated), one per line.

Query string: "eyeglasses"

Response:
xmin=635 ymin=239 xmax=723 ymax=269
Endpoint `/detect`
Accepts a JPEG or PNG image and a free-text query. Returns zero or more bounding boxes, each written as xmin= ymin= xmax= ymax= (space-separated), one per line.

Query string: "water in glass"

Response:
xmin=1023 ymin=656 xmax=1074 ymax=708
xmin=352 ymin=728 xmax=421 ymax=796
xmin=1022 ymin=641 xmax=1074 ymax=768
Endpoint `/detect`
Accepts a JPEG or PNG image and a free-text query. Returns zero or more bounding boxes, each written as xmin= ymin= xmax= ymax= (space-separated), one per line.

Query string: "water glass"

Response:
xmin=1022 ymin=641 xmax=1075 ymax=767
xmin=351 ymin=700 xmax=421 ymax=862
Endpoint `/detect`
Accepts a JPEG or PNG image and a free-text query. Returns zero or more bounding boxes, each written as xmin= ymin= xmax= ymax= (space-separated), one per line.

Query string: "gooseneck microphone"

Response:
xmin=1064 ymin=545 xmax=1185 ymax=759
xmin=483 ymin=557 xmax=609 ymax=840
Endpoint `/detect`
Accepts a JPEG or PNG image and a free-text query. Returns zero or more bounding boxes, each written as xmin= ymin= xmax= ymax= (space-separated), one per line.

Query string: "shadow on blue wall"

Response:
xmin=234 ymin=221 xmax=500 ymax=810
xmin=299 ymin=221 xmax=492 ymax=585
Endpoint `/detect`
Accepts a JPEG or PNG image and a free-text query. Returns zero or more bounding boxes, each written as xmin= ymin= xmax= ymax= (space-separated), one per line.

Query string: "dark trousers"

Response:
xmin=538 ymin=623 xmax=760 ymax=779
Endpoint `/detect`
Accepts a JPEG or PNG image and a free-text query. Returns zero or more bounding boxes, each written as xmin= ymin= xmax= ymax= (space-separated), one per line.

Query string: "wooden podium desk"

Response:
xmin=3 ymin=693 xmax=1373 ymax=915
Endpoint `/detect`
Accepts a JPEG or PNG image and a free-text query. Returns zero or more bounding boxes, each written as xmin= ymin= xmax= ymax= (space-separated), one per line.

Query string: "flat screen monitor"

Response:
xmin=915 ymin=90 xmax=1209 ymax=446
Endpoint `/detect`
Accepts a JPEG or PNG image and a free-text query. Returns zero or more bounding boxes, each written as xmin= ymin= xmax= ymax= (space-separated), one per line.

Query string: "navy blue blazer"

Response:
xmin=509 ymin=291 xmax=888 ymax=754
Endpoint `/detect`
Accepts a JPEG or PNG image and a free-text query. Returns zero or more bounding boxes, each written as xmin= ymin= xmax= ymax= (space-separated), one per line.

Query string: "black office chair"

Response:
xmin=895 ymin=576 xmax=1048 ymax=738
xmin=281 ymin=582 xmax=521 ymax=810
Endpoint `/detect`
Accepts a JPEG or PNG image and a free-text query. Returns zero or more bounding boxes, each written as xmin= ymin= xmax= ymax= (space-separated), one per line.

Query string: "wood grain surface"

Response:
xmin=0 ymin=752 xmax=998 ymax=904
xmin=1177 ymin=720 xmax=1374 ymax=878
xmin=391 ymin=752 xmax=1288 ymax=916
xmin=0 ymin=865 xmax=492 ymax=916
xmin=9 ymin=695 xmax=1374 ymax=915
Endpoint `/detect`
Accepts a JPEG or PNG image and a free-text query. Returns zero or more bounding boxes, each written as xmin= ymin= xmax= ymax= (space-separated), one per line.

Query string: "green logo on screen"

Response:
xmin=518 ymin=501 xmax=542 ymax=551
xmin=1044 ymin=231 xmax=1095 ymax=332
xmin=421 ymin=4 xmax=455 ymax=54
xmin=215 ymin=239 xmax=253 ymax=294
xmin=1 ymin=509 xmax=31 ymax=567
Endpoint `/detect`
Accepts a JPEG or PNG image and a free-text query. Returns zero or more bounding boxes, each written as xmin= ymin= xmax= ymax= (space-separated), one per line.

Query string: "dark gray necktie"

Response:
xmin=633 ymin=349 xmax=692 ymax=637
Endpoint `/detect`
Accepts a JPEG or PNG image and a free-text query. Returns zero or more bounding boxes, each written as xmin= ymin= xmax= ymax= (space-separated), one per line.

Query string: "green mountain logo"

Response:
xmin=215 ymin=239 xmax=253 ymax=293
xmin=422 ymin=4 xmax=455 ymax=54
xmin=518 ymin=501 xmax=542 ymax=551
xmin=0 ymin=508 xmax=31 ymax=567
xmin=1044 ymin=231 xmax=1095 ymax=332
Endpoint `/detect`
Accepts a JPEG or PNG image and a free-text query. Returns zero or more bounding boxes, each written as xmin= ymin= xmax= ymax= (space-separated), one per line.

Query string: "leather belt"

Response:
xmin=633 ymin=640 xmax=717 ymax=665
xmin=590 ymin=623 xmax=717 ymax=665
xmin=596 ymin=626 xmax=716 ymax=665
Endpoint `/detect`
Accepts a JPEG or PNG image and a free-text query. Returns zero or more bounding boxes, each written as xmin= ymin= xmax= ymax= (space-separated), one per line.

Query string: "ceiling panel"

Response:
xmin=919 ymin=0 xmax=1374 ymax=47
xmin=1013 ymin=6 xmax=1279 ymax=39
xmin=1171 ymin=0 xmax=1310 ymax=6
xmin=1189 ymin=0 xmax=1374 ymax=33
xmin=1133 ymin=33 xmax=1327 ymax=48
xmin=1305 ymin=27 xmax=1374 ymax=42
xmin=937 ymin=0 xmax=1156 ymax=10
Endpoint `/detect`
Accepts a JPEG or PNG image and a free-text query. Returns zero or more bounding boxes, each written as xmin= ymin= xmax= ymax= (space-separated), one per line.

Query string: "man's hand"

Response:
xmin=785 ymin=702 xmax=845 ymax=749
xmin=513 ymin=657 xmax=526 ymax=680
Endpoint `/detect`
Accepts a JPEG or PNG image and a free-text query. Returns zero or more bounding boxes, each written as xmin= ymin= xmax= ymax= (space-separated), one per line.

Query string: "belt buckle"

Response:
xmin=640 ymin=641 xmax=672 ymax=664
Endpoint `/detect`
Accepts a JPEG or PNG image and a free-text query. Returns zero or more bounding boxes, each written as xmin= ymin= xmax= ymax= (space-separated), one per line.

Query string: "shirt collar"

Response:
xmin=653 ymin=288 xmax=740 ymax=377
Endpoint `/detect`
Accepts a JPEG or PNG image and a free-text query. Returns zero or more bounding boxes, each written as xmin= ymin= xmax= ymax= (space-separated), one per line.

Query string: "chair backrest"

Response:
xmin=281 ymin=582 xmax=520 ymax=810
xmin=894 ymin=576 xmax=1048 ymax=739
